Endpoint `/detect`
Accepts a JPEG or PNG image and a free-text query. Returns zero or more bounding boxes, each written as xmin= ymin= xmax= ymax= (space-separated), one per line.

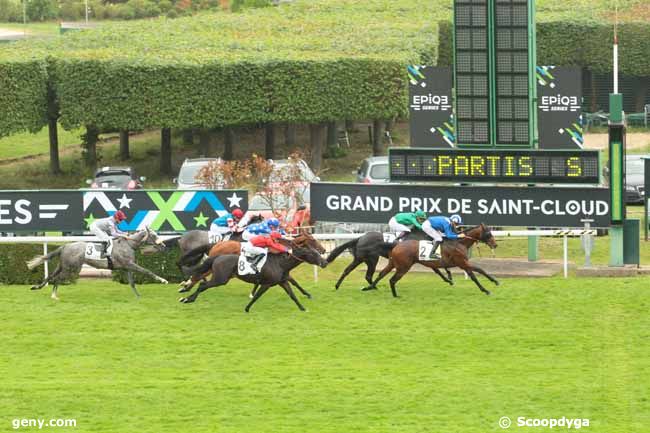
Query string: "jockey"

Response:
xmin=89 ymin=210 xmax=128 ymax=258
xmin=388 ymin=210 xmax=427 ymax=239
xmin=241 ymin=231 xmax=290 ymax=272
xmin=242 ymin=217 xmax=282 ymax=241
xmin=209 ymin=208 xmax=244 ymax=240
xmin=421 ymin=214 xmax=465 ymax=259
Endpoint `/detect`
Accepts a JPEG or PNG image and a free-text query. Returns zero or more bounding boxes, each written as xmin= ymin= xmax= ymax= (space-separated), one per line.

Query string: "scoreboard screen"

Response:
xmin=389 ymin=148 xmax=600 ymax=184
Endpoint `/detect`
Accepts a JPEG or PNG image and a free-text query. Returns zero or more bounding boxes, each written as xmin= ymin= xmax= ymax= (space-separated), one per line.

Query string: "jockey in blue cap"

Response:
xmin=421 ymin=214 xmax=465 ymax=259
xmin=242 ymin=217 xmax=283 ymax=241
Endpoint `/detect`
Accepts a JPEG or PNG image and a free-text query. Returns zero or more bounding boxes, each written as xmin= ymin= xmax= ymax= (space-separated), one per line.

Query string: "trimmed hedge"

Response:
xmin=112 ymin=248 xmax=185 ymax=284
xmin=437 ymin=20 xmax=650 ymax=76
xmin=0 ymin=59 xmax=49 ymax=138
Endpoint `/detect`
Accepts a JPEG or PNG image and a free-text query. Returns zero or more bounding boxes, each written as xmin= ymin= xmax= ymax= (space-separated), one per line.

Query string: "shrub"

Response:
xmin=231 ymin=0 xmax=271 ymax=13
xmin=158 ymin=0 xmax=173 ymax=14
xmin=0 ymin=0 xmax=22 ymax=22
xmin=115 ymin=3 xmax=136 ymax=19
xmin=26 ymin=0 xmax=59 ymax=21
xmin=59 ymin=0 xmax=85 ymax=21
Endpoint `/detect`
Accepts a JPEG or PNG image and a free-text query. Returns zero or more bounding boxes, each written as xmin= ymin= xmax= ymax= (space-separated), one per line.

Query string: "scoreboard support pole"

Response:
xmin=608 ymin=93 xmax=625 ymax=267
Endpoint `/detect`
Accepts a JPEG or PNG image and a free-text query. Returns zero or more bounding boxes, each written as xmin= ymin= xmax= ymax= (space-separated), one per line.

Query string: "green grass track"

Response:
xmin=1 ymin=262 xmax=648 ymax=432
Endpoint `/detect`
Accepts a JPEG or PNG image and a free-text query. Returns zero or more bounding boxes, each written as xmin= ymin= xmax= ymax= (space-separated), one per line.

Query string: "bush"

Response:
xmin=0 ymin=244 xmax=76 ymax=285
xmin=59 ymin=0 xmax=85 ymax=21
xmin=231 ymin=0 xmax=271 ymax=13
xmin=112 ymin=248 xmax=185 ymax=284
xmin=115 ymin=3 xmax=136 ymax=19
xmin=0 ymin=0 xmax=22 ymax=22
xmin=26 ymin=0 xmax=59 ymax=21
xmin=158 ymin=0 xmax=173 ymax=14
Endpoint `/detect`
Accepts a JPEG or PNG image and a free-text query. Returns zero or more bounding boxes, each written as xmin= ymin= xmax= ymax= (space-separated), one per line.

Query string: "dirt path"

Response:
xmin=0 ymin=28 xmax=27 ymax=37
xmin=583 ymin=132 xmax=650 ymax=150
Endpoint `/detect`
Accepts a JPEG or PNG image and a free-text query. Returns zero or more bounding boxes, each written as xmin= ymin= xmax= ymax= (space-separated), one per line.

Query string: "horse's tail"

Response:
xmin=185 ymin=255 xmax=218 ymax=277
xmin=178 ymin=243 xmax=212 ymax=267
xmin=26 ymin=246 xmax=63 ymax=270
xmin=326 ymin=238 xmax=358 ymax=263
xmin=379 ymin=242 xmax=397 ymax=257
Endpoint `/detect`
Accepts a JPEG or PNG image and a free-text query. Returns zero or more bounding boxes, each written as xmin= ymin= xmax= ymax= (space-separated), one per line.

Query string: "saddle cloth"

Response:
xmin=382 ymin=233 xmax=397 ymax=243
xmin=237 ymin=251 xmax=268 ymax=276
xmin=84 ymin=243 xmax=106 ymax=261
xmin=209 ymin=232 xmax=231 ymax=244
xmin=418 ymin=240 xmax=439 ymax=261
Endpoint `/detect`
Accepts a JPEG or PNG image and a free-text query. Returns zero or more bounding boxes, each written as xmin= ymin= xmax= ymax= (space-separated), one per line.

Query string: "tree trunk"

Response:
xmin=309 ymin=123 xmax=326 ymax=171
xmin=119 ymin=130 xmax=130 ymax=160
xmin=265 ymin=123 xmax=276 ymax=160
xmin=285 ymin=123 xmax=296 ymax=147
xmin=199 ymin=128 xmax=211 ymax=156
xmin=84 ymin=125 xmax=99 ymax=170
xmin=372 ymin=119 xmax=386 ymax=156
xmin=182 ymin=129 xmax=194 ymax=147
xmin=161 ymin=128 xmax=172 ymax=175
xmin=48 ymin=117 xmax=60 ymax=174
xmin=223 ymin=126 xmax=236 ymax=160
xmin=326 ymin=121 xmax=338 ymax=154
xmin=345 ymin=120 xmax=356 ymax=132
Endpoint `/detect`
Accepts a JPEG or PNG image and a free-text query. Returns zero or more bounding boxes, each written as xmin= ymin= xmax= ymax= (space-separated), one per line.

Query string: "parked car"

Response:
xmin=174 ymin=158 xmax=222 ymax=190
xmin=355 ymin=156 xmax=389 ymax=183
xmin=85 ymin=166 xmax=145 ymax=190
xmin=624 ymin=155 xmax=647 ymax=204
xmin=268 ymin=158 xmax=320 ymax=188
xmin=244 ymin=190 xmax=311 ymax=233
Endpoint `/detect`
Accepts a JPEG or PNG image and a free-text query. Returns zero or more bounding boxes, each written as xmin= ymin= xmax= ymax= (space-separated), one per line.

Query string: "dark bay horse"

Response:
xmin=365 ymin=224 xmax=499 ymax=297
xmin=326 ymin=230 xmax=452 ymax=290
xmin=178 ymin=229 xmax=326 ymax=299
xmin=179 ymin=245 xmax=327 ymax=312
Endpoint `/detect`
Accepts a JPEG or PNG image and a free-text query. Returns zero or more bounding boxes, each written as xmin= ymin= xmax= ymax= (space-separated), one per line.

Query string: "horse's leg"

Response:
xmin=279 ymin=281 xmax=306 ymax=311
xmin=250 ymin=284 xmax=259 ymax=299
xmin=363 ymin=259 xmax=394 ymax=291
xmin=470 ymin=264 xmax=500 ymax=286
xmin=334 ymin=257 xmax=363 ymax=290
xmin=179 ymin=269 xmax=231 ymax=304
xmin=461 ymin=266 xmax=491 ymax=296
xmin=31 ymin=265 xmax=62 ymax=290
xmin=178 ymin=272 xmax=204 ymax=293
xmin=363 ymin=256 xmax=379 ymax=288
xmin=51 ymin=283 xmax=59 ymax=301
xmin=288 ymin=276 xmax=311 ymax=299
xmin=432 ymin=267 xmax=453 ymax=285
xmin=445 ymin=268 xmax=454 ymax=284
xmin=389 ymin=268 xmax=409 ymax=298
xmin=127 ymin=271 xmax=140 ymax=298
xmin=124 ymin=262 xmax=168 ymax=285
xmin=244 ymin=284 xmax=272 ymax=313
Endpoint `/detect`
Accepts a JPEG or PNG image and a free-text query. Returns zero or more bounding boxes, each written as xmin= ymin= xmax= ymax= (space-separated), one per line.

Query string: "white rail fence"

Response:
xmin=0 ymin=230 xmax=596 ymax=280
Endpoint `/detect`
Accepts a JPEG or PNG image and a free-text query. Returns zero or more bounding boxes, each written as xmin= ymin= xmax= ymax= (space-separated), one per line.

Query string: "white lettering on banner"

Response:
xmin=326 ymin=195 xmax=393 ymax=212
xmin=0 ymin=199 xmax=34 ymax=225
xmin=398 ymin=197 xmax=441 ymax=213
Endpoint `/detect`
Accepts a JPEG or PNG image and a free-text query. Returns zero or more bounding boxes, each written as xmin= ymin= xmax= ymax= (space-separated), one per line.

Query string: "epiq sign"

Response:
xmin=389 ymin=148 xmax=600 ymax=184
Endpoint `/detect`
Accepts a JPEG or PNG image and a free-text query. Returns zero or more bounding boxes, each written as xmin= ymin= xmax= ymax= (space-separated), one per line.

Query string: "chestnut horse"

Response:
xmin=178 ymin=229 xmax=326 ymax=298
xmin=364 ymin=224 xmax=499 ymax=297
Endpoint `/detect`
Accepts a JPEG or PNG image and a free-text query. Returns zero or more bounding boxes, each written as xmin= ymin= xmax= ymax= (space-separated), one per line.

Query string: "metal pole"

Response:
xmin=313 ymin=265 xmax=318 ymax=283
xmin=43 ymin=242 xmax=49 ymax=282
xmin=563 ymin=234 xmax=568 ymax=278
xmin=581 ymin=219 xmax=594 ymax=268
xmin=85 ymin=0 xmax=89 ymax=24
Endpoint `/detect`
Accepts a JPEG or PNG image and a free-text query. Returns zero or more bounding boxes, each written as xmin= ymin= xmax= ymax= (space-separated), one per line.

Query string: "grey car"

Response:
xmin=355 ymin=156 xmax=389 ymax=183
xmin=624 ymin=155 xmax=647 ymax=204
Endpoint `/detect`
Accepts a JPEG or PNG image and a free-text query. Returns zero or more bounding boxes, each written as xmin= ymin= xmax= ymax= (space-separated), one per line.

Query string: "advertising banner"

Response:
xmin=311 ymin=182 xmax=610 ymax=227
xmin=537 ymin=66 xmax=583 ymax=149
xmin=408 ymin=66 xmax=454 ymax=147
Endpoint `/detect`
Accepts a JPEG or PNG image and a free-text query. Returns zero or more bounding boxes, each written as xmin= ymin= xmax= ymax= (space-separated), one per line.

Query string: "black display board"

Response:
xmin=537 ymin=66 xmax=583 ymax=149
xmin=408 ymin=66 xmax=454 ymax=147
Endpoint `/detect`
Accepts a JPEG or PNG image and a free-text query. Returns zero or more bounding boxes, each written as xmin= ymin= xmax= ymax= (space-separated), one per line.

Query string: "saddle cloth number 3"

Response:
xmin=85 ymin=243 xmax=103 ymax=260
xmin=418 ymin=241 xmax=436 ymax=260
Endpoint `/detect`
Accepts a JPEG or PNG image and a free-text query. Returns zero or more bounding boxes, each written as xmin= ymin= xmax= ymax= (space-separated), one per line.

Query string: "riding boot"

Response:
xmin=104 ymin=240 xmax=114 ymax=269
xmin=429 ymin=241 xmax=441 ymax=260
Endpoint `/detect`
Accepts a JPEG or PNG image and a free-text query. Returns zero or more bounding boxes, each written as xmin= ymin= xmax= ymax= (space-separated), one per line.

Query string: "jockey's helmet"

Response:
xmin=232 ymin=208 xmax=244 ymax=219
xmin=114 ymin=210 xmax=127 ymax=221
xmin=415 ymin=210 xmax=426 ymax=221
xmin=450 ymin=214 xmax=462 ymax=225
xmin=267 ymin=218 xmax=280 ymax=228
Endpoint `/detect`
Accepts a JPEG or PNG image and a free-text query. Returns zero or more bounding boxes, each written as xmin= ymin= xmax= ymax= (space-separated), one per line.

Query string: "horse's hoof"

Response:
xmin=485 ymin=291 xmax=492 ymax=296
xmin=244 ymin=307 xmax=250 ymax=313
xmin=178 ymin=287 xmax=189 ymax=293
xmin=159 ymin=278 xmax=169 ymax=285
xmin=30 ymin=286 xmax=39 ymax=291
xmin=305 ymin=294 xmax=312 ymax=299
xmin=249 ymin=293 xmax=254 ymax=299
xmin=494 ymin=281 xmax=500 ymax=286
xmin=361 ymin=286 xmax=376 ymax=291
xmin=178 ymin=297 xmax=187 ymax=303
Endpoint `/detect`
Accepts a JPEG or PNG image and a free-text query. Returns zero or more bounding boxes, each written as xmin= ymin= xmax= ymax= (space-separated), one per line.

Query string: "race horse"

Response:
xmin=162 ymin=214 xmax=264 ymax=271
xmin=364 ymin=224 xmax=499 ymax=297
xmin=177 ymin=229 xmax=326 ymax=299
xmin=26 ymin=227 xmax=168 ymax=300
xmin=179 ymin=244 xmax=327 ymax=312
xmin=325 ymin=230 xmax=453 ymax=290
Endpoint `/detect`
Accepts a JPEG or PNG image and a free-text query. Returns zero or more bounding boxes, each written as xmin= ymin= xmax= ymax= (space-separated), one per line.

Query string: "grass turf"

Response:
xmin=1 ymin=260 xmax=648 ymax=433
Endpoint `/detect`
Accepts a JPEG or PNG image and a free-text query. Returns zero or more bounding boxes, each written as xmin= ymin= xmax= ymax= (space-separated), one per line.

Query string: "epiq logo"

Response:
xmin=539 ymin=94 xmax=580 ymax=112
xmin=411 ymin=93 xmax=452 ymax=112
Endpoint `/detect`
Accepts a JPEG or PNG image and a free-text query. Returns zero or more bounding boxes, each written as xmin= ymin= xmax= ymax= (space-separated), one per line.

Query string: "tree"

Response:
xmin=26 ymin=0 xmax=58 ymax=21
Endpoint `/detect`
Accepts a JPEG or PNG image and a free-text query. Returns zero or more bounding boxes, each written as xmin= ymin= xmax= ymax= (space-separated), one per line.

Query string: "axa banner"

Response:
xmin=311 ymin=183 xmax=610 ymax=227
xmin=408 ymin=66 xmax=454 ymax=148
xmin=537 ymin=66 xmax=583 ymax=149
xmin=0 ymin=190 xmax=248 ymax=232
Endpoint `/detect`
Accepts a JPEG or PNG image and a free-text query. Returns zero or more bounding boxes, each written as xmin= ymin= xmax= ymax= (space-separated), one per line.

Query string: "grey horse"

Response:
xmin=26 ymin=227 xmax=168 ymax=300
